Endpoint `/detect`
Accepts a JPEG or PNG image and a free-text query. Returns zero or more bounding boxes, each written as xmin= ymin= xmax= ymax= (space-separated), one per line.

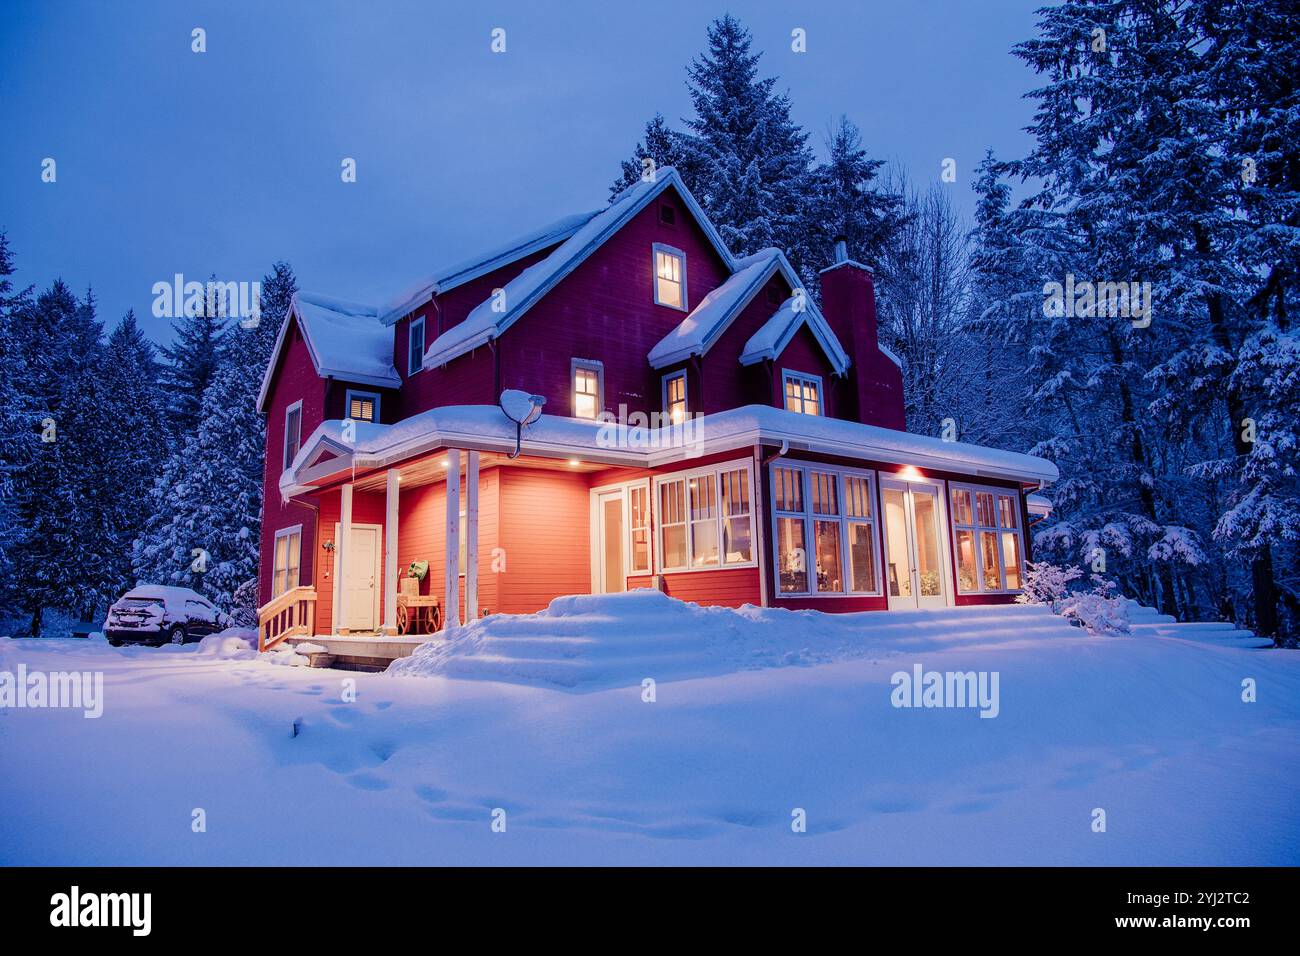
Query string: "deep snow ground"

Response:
xmin=2 ymin=602 xmax=1298 ymax=866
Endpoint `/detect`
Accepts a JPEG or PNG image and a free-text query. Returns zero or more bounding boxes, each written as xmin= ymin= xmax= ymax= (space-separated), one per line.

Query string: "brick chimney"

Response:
xmin=819 ymin=237 xmax=905 ymax=430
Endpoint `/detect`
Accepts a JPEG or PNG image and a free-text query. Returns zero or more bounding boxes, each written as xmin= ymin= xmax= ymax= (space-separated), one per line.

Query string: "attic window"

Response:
xmin=283 ymin=401 xmax=302 ymax=471
xmin=653 ymin=243 xmax=687 ymax=311
xmin=345 ymin=389 xmax=380 ymax=423
xmin=767 ymin=285 xmax=784 ymax=306
xmin=659 ymin=202 xmax=676 ymax=226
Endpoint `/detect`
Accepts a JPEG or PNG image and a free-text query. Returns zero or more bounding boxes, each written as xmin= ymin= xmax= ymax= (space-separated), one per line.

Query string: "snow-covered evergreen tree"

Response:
xmin=158 ymin=275 xmax=229 ymax=438
xmin=9 ymin=281 xmax=102 ymax=633
xmin=63 ymin=310 xmax=168 ymax=612
xmin=0 ymin=232 xmax=35 ymax=611
xmin=132 ymin=262 xmax=297 ymax=611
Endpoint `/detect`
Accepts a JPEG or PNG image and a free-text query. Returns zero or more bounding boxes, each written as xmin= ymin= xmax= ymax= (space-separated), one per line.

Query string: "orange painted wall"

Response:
xmin=496 ymin=466 xmax=591 ymax=614
xmin=395 ymin=467 xmax=501 ymax=624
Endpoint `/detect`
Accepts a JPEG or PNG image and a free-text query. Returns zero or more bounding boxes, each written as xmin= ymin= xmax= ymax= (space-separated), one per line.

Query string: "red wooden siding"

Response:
xmin=627 ymin=569 xmax=761 ymax=607
xmin=259 ymin=317 xmax=324 ymax=606
xmin=496 ymin=186 xmax=731 ymax=420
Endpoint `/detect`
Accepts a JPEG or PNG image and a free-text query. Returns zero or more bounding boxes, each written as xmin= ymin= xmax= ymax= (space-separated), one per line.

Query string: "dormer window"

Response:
xmin=653 ymin=244 xmax=687 ymax=311
xmin=572 ymin=359 xmax=603 ymax=419
xmin=783 ymin=370 xmax=823 ymax=416
xmin=345 ymin=389 xmax=380 ymax=423
xmin=658 ymin=202 xmax=676 ymax=226
xmin=408 ymin=316 xmax=425 ymax=375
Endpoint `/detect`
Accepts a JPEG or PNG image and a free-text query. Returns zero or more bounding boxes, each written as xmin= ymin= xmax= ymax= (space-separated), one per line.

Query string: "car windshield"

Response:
xmin=120 ymin=598 xmax=162 ymax=609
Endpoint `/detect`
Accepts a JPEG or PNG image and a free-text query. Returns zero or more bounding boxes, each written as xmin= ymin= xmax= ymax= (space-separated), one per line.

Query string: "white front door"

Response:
xmin=881 ymin=479 xmax=948 ymax=610
xmin=335 ymin=523 xmax=381 ymax=631
xmin=594 ymin=489 xmax=626 ymax=594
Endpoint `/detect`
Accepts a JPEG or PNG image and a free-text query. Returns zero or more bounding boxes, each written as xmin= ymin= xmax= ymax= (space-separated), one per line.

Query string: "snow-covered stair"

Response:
xmin=387 ymin=591 xmax=1083 ymax=689
xmin=1123 ymin=599 xmax=1272 ymax=648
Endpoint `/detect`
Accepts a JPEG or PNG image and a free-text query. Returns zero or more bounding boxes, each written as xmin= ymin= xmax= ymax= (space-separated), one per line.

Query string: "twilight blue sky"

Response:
xmin=1 ymin=0 xmax=1044 ymax=346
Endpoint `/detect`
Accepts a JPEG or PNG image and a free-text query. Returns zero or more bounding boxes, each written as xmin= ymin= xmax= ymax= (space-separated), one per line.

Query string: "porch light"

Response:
xmin=900 ymin=465 xmax=923 ymax=480
xmin=568 ymin=458 xmax=581 ymax=467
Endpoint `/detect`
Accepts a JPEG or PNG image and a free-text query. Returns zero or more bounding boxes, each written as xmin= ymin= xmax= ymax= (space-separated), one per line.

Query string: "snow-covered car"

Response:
xmin=103 ymin=586 xmax=231 ymax=647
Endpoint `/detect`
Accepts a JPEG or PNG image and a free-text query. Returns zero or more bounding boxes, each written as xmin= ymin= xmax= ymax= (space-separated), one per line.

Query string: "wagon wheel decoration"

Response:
xmin=396 ymin=601 xmax=410 ymax=635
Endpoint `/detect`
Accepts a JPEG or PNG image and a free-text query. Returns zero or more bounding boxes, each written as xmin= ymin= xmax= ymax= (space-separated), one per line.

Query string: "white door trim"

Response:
xmin=333 ymin=522 xmax=383 ymax=632
xmin=589 ymin=486 xmax=627 ymax=594
xmin=880 ymin=475 xmax=954 ymax=610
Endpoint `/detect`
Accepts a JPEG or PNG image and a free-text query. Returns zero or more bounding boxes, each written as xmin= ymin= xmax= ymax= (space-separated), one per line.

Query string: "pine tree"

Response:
xmin=64 ymin=310 xmax=168 ymax=612
xmin=0 ymin=232 xmax=35 ymax=611
xmin=10 ymin=281 xmax=103 ymax=633
xmin=811 ymin=117 xmax=905 ymax=274
xmin=158 ymin=274 xmax=229 ymax=438
xmin=132 ymin=262 xmax=297 ymax=611
xmin=609 ymin=114 xmax=698 ymax=199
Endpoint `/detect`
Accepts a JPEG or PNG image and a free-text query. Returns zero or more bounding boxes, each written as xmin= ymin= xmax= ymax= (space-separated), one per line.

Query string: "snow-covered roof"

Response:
xmin=423 ymin=168 xmax=738 ymax=368
xmin=1027 ymin=492 xmax=1053 ymax=517
xmin=378 ymin=210 xmax=601 ymax=325
xmin=256 ymin=292 xmax=401 ymax=412
xmin=281 ymin=402 xmax=1058 ymax=496
xmin=648 ymin=248 xmax=850 ymax=373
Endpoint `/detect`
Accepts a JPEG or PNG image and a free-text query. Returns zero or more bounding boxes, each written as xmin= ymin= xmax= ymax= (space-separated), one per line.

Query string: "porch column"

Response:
xmin=336 ymin=482 xmax=353 ymax=636
xmin=444 ymin=449 xmax=461 ymax=630
xmin=465 ymin=450 xmax=479 ymax=621
xmin=381 ymin=468 xmax=400 ymax=635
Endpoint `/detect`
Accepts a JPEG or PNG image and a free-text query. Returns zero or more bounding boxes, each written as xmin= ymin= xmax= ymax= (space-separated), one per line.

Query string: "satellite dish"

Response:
xmin=499 ymin=390 xmax=546 ymax=458
xmin=499 ymin=389 xmax=545 ymax=426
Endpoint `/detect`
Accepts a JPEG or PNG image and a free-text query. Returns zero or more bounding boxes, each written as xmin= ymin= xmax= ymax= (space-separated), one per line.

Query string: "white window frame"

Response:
xmin=272 ymin=524 xmax=303 ymax=598
xmin=283 ymin=400 xmax=303 ymax=471
xmin=949 ymin=481 xmax=1026 ymax=595
xmin=661 ymin=370 xmax=688 ymax=424
xmin=587 ymin=478 xmax=654 ymax=593
xmin=571 ymin=358 xmax=604 ymax=419
xmin=652 ymin=242 xmax=688 ymax=311
xmin=408 ymin=316 xmax=426 ymax=376
xmin=782 ymin=370 xmax=824 ymax=416
xmin=767 ymin=461 xmax=884 ymax=598
xmin=344 ymin=388 xmax=381 ymax=424
xmin=652 ymin=459 xmax=756 ymax=574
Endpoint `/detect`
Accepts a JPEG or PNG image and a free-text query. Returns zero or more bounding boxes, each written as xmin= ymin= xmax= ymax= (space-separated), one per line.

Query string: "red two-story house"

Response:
xmin=255 ymin=168 xmax=1056 ymax=664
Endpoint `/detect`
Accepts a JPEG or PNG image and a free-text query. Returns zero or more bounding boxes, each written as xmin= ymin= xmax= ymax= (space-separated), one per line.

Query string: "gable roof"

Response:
xmin=255 ymin=292 xmax=400 ymax=413
xmin=423 ymin=168 xmax=738 ymax=367
xmin=649 ymin=248 xmax=851 ymax=374
xmin=378 ymin=209 xmax=601 ymax=326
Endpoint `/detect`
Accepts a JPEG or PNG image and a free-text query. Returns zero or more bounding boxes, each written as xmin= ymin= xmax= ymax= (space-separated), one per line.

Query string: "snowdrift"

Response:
xmin=387 ymin=589 xmax=1084 ymax=689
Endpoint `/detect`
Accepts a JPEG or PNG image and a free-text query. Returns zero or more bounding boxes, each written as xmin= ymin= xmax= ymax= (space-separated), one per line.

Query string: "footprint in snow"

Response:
xmin=413 ymin=785 xmax=449 ymax=803
xmin=347 ymin=772 xmax=391 ymax=791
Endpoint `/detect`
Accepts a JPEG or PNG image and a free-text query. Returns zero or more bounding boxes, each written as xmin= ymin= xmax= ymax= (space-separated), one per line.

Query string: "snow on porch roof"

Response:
xmin=422 ymin=168 xmax=738 ymax=368
xmin=256 ymin=292 xmax=401 ymax=412
xmin=377 ymin=209 xmax=601 ymax=326
xmin=280 ymin=402 xmax=1058 ymax=497
xmin=647 ymin=250 xmax=849 ymax=374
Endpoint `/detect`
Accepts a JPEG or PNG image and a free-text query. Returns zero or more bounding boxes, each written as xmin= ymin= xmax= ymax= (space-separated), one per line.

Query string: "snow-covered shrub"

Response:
xmin=1017 ymin=561 xmax=1129 ymax=636
xmin=230 ymin=577 xmax=259 ymax=628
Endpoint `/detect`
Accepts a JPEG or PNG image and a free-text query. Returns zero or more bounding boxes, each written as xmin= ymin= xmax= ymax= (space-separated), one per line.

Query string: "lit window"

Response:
xmin=345 ymin=390 xmax=379 ymax=423
xmin=950 ymin=484 xmax=1025 ymax=593
xmin=663 ymin=371 xmax=687 ymax=424
xmin=572 ymin=360 xmax=602 ymax=419
xmin=653 ymin=244 xmax=687 ymax=310
xmin=770 ymin=463 xmax=880 ymax=596
xmin=408 ymin=316 xmax=425 ymax=375
xmin=783 ymin=371 xmax=823 ymax=416
xmin=655 ymin=463 xmax=754 ymax=573
xmin=273 ymin=525 xmax=302 ymax=597
xmin=283 ymin=401 xmax=302 ymax=470
xmin=629 ymin=485 xmax=651 ymax=573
